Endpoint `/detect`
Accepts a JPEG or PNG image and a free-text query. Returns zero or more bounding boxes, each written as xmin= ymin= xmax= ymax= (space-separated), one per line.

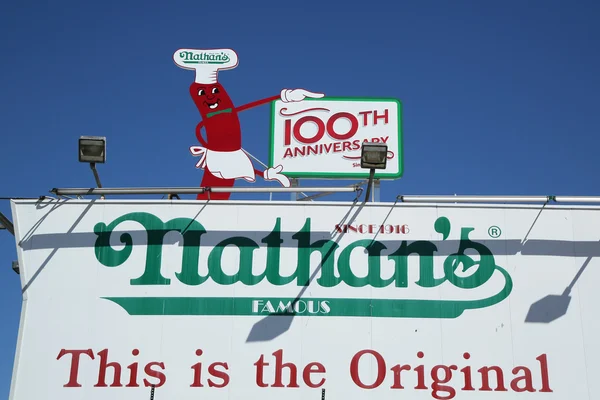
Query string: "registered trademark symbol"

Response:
xmin=488 ymin=226 xmax=502 ymax=238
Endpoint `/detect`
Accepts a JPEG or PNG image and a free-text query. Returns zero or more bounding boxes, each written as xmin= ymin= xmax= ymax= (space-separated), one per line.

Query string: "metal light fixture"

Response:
xmin=79 ymin=136 xmax=106 ymax=163
xmin=79 ymin=136 xmax=106 ymax=194
xmin=360 ymin=142 xmax=388 ymax=170
xmin=360 ymin=142 xmax=388 ymax=202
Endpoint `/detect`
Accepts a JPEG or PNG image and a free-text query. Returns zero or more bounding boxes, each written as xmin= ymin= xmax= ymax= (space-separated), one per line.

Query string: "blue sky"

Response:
xmin=1 ymin=0 xmax=599 ymax=396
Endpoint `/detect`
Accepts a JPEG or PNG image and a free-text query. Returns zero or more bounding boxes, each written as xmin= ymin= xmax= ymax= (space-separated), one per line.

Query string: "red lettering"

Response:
xmin=333 ymin=142 xmax=342 ymax=152
xmin=254 ymin=354 xmax=269 ymax=388
xmin=350 ymin=349 xmax=386 ymax=389
xmin=56 ymin=349 xmax=94 ymax=387
xmin=381 ymin=136 xmax=389 ymax=143
xmin=342 ymin=141 xmax=352 ymax=152
xmin=208 ymin=362 xmax=230 ymax=388
xmin=293 ymin=116 xmax=325 ymax=144
xmin=461 ymin=352 xmax=474 ymax=391
xmin=302 ymin=362 xmax=326 ymax=388
xmin=390 ymin=364 xmax=411 ymax=389
xmin=414 ymin=352 xmax=427 ymax=389
xmin=358 ymin=110 xmax=372 ymax=126
xmin=95 ymin=349 xmax=122 ymax=387
xmin=126 ymin=349 xmax=140 ymax=387
xmin=284 ymin=119 xmax=292 ymax=146
xmin=143 ymin=362 xmax=166 ymax=387
xmin=536 ymin=354 xmax=552 ymax=392
xmin=510 ymin=366 xmax=535 ymax=392
xmin=327 ymin=112 xmax=358 ymax=140
xmin=191 ymin=349 xmax=204 ymax=387
xmin=431 ymin=365 xmax=458 ymax=400
xmin=272 ymin=349 xmax=298 ymax=388
xmin=373 ymin=109 xmax=388 ymax=125
xmin=478 ymin=366 xmax=507 ymax=391
xmin=282 ymin=147 xmax=293 ymax=158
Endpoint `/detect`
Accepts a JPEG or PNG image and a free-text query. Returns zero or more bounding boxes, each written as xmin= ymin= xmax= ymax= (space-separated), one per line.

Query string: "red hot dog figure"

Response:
xmin=173 ymin=48 xmax=324 ymax=200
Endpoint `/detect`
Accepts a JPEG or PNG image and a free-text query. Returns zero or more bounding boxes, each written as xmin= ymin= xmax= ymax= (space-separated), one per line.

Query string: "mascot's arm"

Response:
xmin=195 ymin=120 xmax=209 ymax=147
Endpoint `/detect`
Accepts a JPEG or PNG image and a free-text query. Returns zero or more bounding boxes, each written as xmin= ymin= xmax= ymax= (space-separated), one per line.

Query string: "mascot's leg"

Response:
xmin=197 ymin=170 xmax=235 ymax=200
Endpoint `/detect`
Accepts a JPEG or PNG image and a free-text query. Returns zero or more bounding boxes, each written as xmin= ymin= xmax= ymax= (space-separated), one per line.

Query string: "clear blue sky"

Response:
xmin=1 ymin=0 xmax=599 ymax=397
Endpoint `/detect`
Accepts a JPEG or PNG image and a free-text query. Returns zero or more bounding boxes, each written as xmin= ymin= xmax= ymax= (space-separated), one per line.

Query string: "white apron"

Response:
xmin=190 ymin=146 xmax=256 ymax=182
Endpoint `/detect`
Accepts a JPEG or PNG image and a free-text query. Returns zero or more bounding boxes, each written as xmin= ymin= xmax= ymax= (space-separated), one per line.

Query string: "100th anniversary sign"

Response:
xmin=269 ymin=98 xmax=403 ymax=179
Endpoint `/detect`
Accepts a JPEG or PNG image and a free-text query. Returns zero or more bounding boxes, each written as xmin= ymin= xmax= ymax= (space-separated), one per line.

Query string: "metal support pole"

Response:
xmin=398 ymin=195 xmax=551 ymax=203
xmin=364 ymin=168 xmax=375 ymax=203
xmin=290 ymin=178 xmax=299 ymax=201
xmin=554 ymin=196 xmax=600 ymax=203
xmin=90 ymin=163 xmax=102 ymax=188
xmin=51 ymin=186 xmax=360 ymax=197
xmin=89 ymin=162 xmax=105 ymax=200
xmin=372 ymin=179 xmax=380 ymax=202
xmin=0 ymin=212 xmax=14 ymax=236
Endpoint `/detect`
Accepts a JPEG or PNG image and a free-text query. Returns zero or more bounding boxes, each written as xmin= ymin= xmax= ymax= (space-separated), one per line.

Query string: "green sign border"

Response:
xmin=269 ymin=97 xmax=404 ymax=180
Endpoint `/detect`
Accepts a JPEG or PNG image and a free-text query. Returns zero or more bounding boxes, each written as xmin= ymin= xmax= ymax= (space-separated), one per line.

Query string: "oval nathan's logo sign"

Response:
xmin=94 ymin=213 xmax=512 ymax=318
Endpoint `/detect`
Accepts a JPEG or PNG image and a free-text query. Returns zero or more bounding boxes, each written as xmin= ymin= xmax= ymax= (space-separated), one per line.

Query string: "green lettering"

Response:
xmin=179 ymin=51 xmax=193 ymax=60
xmin=444 ymin=227 xmax=496 ymax=289
xmin=388 ymin=241 xmax=444 ymax=288
xmin=337 ymin=240 xmax=389 ymax=287
xmin=263 ymin=218 xmax=292 ymax=285
xmin=292 ymin=218 xmax=340 ymax=287
xmin=94 ymin=212 xmax=206 ymax=286
xmin=207 ymin=237 xmax=261 ymax=285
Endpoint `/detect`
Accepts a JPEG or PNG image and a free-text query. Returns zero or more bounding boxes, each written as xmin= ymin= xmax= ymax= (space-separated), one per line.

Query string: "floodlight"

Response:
xmin=360 ymin=143 xmax=388 ymax=203
xmin=78 ymin=136 xmax=106 ymax=194
xmin=360 ymin=143 xmax=388 ymax=170
xmin=12 ymin=261 xmax=19 ymax=275
xmin=79 ymin=136 xmax=106 ymax=164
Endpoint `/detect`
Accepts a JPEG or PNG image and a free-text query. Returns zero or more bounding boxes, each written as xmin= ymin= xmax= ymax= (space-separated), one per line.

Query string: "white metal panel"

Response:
xmin=8 ymin=199 xmax=600 ymax=399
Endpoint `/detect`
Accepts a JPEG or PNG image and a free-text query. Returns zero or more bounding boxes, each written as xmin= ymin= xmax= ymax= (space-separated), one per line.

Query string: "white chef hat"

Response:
xmin=173 ymin=48 xmax=239 ymax=84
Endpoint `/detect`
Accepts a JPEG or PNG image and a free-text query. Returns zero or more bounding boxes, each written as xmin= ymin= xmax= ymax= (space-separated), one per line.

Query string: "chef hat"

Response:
xmin=173 ymin=48 xmax=239 ymax=84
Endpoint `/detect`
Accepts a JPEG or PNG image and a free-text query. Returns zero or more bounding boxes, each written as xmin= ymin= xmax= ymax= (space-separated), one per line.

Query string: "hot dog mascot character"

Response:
xmin=173 ymin=48 xmax=324 ymax=200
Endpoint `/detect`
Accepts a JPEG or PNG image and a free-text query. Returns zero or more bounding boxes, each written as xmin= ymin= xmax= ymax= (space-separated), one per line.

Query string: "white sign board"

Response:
xmin=8 ymin=199 xmax=600 ymax=399
xmin=269 ymin=98 xmax=403 ymax=179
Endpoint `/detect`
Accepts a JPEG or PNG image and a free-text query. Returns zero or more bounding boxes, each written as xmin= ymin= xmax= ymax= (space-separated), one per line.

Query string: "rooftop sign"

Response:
xmin=8 ymin=199 xmax=600 ymax=399
xmin=173 ymin=48 xmax=403 ymax=200
xmin=270 ymin=97 xmax=403 ymax=179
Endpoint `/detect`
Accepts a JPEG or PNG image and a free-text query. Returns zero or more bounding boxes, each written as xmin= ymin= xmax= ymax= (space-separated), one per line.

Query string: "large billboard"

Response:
xmin=8 ymin=199 xmax=600 ymax=399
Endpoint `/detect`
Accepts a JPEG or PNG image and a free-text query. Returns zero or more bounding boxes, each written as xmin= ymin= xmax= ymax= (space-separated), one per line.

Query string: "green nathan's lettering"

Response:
xmin=94 ymin=213 xmax=513 ymax=318
xmin=94 ymin=214 xmax=503 ymax=290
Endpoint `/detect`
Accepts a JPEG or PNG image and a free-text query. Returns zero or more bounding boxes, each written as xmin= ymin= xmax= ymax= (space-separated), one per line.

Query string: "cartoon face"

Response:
xmin=190 ymin=82 xmax=234 ymax=117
